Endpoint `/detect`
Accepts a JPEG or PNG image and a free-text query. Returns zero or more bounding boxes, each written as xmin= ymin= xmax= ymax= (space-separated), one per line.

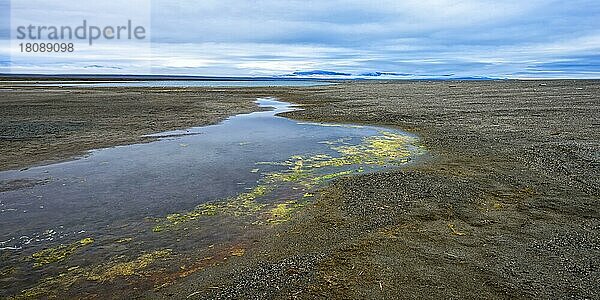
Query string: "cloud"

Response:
xmin=2 ymin=0 xmax=599 ymax=77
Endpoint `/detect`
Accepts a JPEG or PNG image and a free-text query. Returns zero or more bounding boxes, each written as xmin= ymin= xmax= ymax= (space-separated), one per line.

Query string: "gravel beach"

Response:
xmin=1 ymin=80 xmax=598 ymax=299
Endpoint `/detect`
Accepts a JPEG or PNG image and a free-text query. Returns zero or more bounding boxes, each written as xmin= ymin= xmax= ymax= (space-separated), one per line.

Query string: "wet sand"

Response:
xmin=1 ymin=80 xmax=599 ymax=299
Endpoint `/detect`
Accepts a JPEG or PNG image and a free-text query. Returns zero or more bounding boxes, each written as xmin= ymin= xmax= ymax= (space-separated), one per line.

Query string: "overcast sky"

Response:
xmin=1 ymin=0 xmax=599 ymax=78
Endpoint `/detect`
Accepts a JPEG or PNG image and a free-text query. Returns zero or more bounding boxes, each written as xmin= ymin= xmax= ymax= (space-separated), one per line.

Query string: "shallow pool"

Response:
xmin=0 ymin=98 xmax=422 ymax=298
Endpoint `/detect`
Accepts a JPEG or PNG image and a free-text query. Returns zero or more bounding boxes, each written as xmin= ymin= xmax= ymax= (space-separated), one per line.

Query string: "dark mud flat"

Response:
xmin=1 ymin=80 xmax=599 ymax=299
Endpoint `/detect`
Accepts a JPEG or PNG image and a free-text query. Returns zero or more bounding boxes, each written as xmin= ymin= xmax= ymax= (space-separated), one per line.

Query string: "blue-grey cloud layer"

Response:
xmin=2 ymin=0 xmax=599 ymax=77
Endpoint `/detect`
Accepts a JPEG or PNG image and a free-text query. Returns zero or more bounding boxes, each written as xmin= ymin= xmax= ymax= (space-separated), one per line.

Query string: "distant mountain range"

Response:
xmin=283 ymin=70 xmax=496 ymax=80
xmin=290 ymin=70 xmax=352 ymax=76
xmin=358 ymin=72 xmax=413 ymax=77
xmin=286 ymin=70 xmax=409 ymax=77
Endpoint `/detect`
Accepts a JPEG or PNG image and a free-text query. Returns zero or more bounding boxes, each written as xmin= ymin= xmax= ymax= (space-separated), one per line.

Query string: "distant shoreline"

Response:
xmin=0 ymin=74 xmax=337 ymax=82
xmin=2 ymin=74 xmax=598 ymax=82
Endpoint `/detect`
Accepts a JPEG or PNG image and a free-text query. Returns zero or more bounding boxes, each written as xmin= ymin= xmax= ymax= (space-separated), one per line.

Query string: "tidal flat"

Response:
xmin=0 ymin=80 xmax=598 ymax=299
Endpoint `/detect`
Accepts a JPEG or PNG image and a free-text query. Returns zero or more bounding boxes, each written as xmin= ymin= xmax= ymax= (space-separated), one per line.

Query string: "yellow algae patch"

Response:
xmin=312 ymin=170 xmax=355 ymax=182
xmin=15 ymin=272 xmax=82 ymax=300
xmin=230 ymin=248 xmax=246 ymax=257
xmin=31 ymin=238 xmax=94 ymax=268
xmin=88 ymin=249 xmax=172 ymax=282
xmin=268 ymin=203 xmax=293 ymax=224
xmin=224 ymin=185 xmax=270 ymax=216
xmin=264 ymin=157 xmax=311 ymax=183
xmin=237 ymin=185 xmax=269 ymax=203
xmin=267 ymin=131 xmax=414 ymax=176
xmin=15 ymin=249 xmax=172 ymax=299
xmin=448 ymin=224 xmax=466 ymax=236
xmin=153 ymin=131 xmax=418 ymax=232
xmin=267 ymin=201 xmax=307 ymax=224
xmin=0 ymin=266 xmax=16 ymax=279
xmin=330 ymin=131 xmax=414 ymax=165
xmin=153 ymin=185 xmax=271 ymax=232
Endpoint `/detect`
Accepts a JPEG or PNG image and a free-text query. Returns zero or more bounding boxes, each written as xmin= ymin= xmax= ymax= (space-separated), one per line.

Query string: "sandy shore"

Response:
xmin=1 ymin=80 xmax=598 ymax=299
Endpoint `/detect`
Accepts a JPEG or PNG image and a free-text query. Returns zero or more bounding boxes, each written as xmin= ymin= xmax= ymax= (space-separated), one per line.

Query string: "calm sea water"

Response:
xmin=28 ymin=80 xmax=335 ymax=88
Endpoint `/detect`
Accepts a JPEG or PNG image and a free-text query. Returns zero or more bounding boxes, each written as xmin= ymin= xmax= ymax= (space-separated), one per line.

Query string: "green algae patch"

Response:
xmin=31 ymin=237 xmax=94 ymax=268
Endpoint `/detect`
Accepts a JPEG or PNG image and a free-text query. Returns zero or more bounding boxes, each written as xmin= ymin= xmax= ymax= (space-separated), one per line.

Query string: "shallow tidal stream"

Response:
xmin=0 ymin=98 xmax=423 ymax=298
